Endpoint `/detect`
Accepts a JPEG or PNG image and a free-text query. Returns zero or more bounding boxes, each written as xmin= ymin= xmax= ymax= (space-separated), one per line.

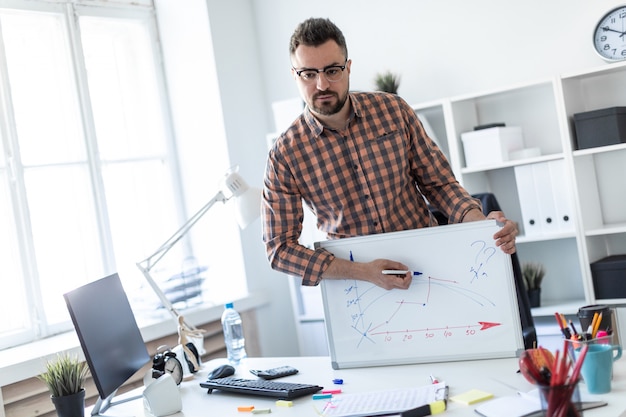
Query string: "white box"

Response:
xmin=461 ymin=126 xmax=524 ymax=167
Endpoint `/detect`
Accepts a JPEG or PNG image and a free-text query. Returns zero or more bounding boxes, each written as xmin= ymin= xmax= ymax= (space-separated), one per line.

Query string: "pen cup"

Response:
xmin=564 ymin=334 xmax=622 ymax=394
xmin=538 ymin=381 xmax=582 ymax=417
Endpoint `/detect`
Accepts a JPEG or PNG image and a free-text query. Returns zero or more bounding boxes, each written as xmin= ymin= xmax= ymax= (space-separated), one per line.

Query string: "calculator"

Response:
xmin=249 ymin=365 xmax=299 ymax=380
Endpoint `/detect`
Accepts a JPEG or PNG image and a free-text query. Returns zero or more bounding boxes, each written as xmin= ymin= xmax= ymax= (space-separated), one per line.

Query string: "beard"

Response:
xmin=309 ymin=87 xmax=349 ymax=116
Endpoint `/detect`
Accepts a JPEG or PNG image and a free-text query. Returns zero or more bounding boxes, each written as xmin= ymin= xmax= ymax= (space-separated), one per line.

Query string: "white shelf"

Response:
xmin=585 ymin=222 xmax=626 ymax=237
xmin=433 ymin=61 xmax=626 ymax=312
xmin=460 ymin=153 xmax=564 ymax=174
xmin=572 ymin=142 xmax=626 ymax=157
xmin=531 ymin=299 xmax=586 ymax=317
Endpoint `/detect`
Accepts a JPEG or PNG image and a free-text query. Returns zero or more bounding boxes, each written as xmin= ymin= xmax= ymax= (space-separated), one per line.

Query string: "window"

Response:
xmin=0 ymin=0 xmax=246 ymax=351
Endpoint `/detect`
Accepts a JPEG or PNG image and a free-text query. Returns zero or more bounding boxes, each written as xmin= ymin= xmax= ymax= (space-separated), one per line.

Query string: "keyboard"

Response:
xmin=200 ymin=377 xmax=323 ymax=399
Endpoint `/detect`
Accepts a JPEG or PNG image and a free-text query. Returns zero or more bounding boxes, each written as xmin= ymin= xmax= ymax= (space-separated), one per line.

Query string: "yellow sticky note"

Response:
xmin=275 ymin=400 xmax=293 ymax=407
xmin=450 ymin=389 xmax=493 ymax=405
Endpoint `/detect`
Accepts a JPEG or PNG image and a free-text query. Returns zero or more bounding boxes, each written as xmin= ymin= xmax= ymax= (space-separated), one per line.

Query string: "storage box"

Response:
xmin=573 ymin=107 xmax=626 ymax=150
xmin=461 ymin=126 xmax=524 ymax=168
xmin=591 ymin=254 xmax=626 ymax=299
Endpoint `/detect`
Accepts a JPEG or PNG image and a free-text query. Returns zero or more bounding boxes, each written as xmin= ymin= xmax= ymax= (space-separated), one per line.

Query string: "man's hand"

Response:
xmin=487 ymin=211 xmax=518 ymax=254
xmin=322 ymin=258 xmax=413 ymax=290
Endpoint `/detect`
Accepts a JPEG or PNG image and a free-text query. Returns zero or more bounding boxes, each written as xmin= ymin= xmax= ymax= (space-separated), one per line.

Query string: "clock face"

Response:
xmin=164 ymin=356 xmax=183 ymax=385
xmin=594 ymin=6 xmax=626 ymax=61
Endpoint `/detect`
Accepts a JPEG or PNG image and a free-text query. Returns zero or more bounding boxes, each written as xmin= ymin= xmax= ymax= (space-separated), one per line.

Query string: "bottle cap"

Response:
xmin=225 ymin=302 xmax=234 ymax=309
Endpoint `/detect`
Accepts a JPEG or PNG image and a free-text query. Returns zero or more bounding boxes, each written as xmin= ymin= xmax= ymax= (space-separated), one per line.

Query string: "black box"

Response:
xmin=573 ymin=107 xmax=626 ymax=150
xmin=591 ymin=254 xmax=626 ymax=299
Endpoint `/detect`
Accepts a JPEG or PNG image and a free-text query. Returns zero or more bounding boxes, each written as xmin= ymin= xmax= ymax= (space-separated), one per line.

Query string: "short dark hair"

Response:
xmin=289 ymin=18 xmax=348 ymax=59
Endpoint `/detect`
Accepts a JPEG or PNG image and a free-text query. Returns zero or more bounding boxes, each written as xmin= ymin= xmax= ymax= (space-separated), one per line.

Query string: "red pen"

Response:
xmin=430 ymin=374 xmax=439 ymax=384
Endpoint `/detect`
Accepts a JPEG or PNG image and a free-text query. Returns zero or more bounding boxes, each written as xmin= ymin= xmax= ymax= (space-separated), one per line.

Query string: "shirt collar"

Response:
xmin=303 ymin=93 xmax=360 ymax=136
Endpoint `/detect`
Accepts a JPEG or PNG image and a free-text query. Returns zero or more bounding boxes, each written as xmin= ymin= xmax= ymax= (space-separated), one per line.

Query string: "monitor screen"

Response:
xmin=64 ymin=273 xmax=151 ymax=414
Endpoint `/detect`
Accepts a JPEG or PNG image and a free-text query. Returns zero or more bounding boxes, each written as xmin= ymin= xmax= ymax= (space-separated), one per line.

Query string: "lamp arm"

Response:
xmin=136 ymin=190 xmax=228 ymax=322
xmin=138 ymin=190 xmax=228 ymax=271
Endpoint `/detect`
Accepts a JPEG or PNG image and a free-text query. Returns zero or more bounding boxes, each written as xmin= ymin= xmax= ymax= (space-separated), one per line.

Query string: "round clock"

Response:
xmin=593 ymin=5 xmax=626 ymax=62
xmin=152 ymin=345 xmax=184 ymax=385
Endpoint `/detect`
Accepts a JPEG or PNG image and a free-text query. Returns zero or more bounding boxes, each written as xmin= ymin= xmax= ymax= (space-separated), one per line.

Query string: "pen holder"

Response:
xmin=538 ymin=381 xmax=582 ymax=417
xmin=565 ymin=334 xmax=622 ymax=394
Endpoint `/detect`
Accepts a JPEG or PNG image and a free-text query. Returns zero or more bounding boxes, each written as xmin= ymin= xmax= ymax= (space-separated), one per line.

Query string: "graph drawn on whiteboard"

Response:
xmin=316 ymin=220 xmax=524 ymax=369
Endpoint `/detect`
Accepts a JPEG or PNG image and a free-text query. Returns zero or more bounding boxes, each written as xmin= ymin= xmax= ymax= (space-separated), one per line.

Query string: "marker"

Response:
xmin=322 ymin=389 xmax=342 ymax=394
xmin=237 ymin=405 xmax=255 ymax=412
xmin=312 ymin=393 xmax=333 ymax=400
xmin=429 ymin=374 xmax=439 ymax=384
xmin=400 ymin=400 xmax=446 ymax=416
xmin=382 ymin=270 xmax=423 ymax=276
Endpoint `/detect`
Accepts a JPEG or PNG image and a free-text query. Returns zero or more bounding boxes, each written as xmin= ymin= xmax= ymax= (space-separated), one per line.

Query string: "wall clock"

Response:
xmin=593 ymin=5 xmax=626 ymax=61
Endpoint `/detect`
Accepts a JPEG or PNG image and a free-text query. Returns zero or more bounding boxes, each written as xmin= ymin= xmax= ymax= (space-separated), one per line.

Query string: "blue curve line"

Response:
xmin=352 ymin=320 xmax=376 ymax=347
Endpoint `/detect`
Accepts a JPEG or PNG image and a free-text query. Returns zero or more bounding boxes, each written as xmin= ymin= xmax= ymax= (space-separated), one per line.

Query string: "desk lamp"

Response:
xmin=136 ymin=167 xmax=261 ymax=371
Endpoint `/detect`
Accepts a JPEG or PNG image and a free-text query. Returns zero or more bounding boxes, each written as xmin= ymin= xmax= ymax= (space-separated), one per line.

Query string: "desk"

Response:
xmin=92 ymin=356 xmax=626 ymax=416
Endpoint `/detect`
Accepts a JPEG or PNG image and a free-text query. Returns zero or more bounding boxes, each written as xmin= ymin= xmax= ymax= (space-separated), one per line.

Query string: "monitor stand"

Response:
xmin=91 ymin=389 xmax=142 ymax=416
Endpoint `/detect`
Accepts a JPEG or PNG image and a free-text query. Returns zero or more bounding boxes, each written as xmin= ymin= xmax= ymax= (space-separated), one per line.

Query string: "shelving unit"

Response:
xmin=412 ymin=60 xmax=626 ymax=320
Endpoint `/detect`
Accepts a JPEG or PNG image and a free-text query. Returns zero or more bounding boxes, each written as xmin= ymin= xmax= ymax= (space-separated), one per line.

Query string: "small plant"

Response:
xmin=522 ymin=262 xmax=545 ymax=291
xmin=38 ymin=353 xmax=89 ymax=397
xmin=374 ymin=71 xmax=401 ymax=94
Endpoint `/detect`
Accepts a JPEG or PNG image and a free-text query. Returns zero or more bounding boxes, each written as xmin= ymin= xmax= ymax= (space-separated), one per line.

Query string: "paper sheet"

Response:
xmin=320 ymin=382 xmax=447 ymax=417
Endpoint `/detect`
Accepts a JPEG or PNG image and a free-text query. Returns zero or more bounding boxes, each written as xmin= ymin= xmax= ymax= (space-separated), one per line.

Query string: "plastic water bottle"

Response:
xmin=221 ymin=302 xmax=247 ymax=365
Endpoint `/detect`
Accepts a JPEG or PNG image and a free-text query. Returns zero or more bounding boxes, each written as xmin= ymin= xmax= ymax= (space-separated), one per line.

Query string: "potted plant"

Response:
xmin=38 ymin=353 xmax=89 ymax=417
xmin=374 ymin=71 xmax=401 ymax=94
xmin=522 ymin=262 xmax=545 ymax=308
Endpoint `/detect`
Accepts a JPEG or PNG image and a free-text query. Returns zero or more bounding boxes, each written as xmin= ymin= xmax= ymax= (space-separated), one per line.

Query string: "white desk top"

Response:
xmin=93 ymin=355 xmax=626 ymax=416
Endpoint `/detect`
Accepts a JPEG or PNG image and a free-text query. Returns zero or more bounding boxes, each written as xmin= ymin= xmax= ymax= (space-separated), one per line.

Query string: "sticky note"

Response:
xmin=450 ymin=389 xmax=493 ymax=405
xmin=237 ymin=405 xmax=255 ymax=412
xmin=275 ymin=400 xmax=293 ymax=407
xmin=251 ymin=408 xmax=272 ymax=414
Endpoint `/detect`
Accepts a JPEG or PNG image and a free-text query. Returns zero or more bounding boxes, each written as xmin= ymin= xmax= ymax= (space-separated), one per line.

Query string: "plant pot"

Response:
xmin=51 ymin=389 xmax=85 ymax=417
xmin=527 ymin=288 xmax=541 ymax=308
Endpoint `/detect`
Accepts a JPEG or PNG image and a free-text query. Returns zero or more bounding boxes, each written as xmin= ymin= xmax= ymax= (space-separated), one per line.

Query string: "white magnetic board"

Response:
xmin=316 ymin=220 xmax=524 ymax=369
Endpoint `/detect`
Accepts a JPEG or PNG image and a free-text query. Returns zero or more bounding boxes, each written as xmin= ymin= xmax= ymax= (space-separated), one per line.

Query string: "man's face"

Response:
xmin=291 ymin=40 xmax=351 ymax=117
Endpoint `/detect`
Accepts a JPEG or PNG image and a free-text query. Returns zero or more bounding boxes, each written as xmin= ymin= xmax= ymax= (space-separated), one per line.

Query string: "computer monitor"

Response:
xmin=64 ymin=273 xmax=151 ymax=416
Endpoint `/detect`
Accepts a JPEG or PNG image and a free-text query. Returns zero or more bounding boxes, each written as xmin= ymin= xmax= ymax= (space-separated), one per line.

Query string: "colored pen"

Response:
xmin=401 ymin=400 xmax=446 ymax=416
xmin=554 ymin=312 xmax=571 ymax=339
xmin=429 ymin=374 xmax=439 ymax=384
xmin=382 ymin=270 xmax=423 ymax=276
xmin=349 ymin=251 xmax=354 ymax=262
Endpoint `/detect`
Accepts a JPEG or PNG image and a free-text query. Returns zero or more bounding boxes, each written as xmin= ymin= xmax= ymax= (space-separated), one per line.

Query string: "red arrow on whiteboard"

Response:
xmin=479 ymin=321 xmax=501 ymax=330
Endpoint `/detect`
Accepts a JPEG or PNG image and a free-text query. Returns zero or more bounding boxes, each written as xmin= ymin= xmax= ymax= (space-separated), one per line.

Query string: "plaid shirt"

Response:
xmin=262 ymin=91 xmax=481 ymax=285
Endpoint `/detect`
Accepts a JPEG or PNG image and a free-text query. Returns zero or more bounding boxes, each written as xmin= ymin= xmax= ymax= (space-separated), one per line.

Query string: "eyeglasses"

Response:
xmin=293 ymin=61 xmax=347 ymax=83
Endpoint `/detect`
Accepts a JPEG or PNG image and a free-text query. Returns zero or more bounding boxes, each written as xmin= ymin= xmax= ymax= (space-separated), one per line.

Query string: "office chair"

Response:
xmin=431 ymin=193 xmax=537 ymax=350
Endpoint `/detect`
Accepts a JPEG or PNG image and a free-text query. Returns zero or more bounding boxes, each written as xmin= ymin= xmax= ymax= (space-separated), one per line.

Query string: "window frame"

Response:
xmin=0 ymin=0 xmax=193 ymax=350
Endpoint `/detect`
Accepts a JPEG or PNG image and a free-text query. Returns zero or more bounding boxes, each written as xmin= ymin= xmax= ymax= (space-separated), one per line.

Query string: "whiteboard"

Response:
xmin=316 ymin=220 xmax=524 ymax=369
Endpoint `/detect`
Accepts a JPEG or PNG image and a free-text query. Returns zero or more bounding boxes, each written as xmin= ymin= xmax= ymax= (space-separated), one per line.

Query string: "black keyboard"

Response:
xmin=200 ymin=377 xmax=323 ymax=399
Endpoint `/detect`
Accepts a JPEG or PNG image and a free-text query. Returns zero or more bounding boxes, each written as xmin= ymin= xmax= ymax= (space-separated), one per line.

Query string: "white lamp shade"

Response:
xmin=222 ymin=169 xmax=261 ymax=229
xmin=234 ymin=186 xmax=261 ymax=229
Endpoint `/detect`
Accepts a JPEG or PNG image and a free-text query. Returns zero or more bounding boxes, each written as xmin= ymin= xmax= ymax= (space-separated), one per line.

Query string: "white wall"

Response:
xmin=155 ymin=0 xmax=299 ymax=358
xmin=251 ymin=0 xmax=622 ymax=127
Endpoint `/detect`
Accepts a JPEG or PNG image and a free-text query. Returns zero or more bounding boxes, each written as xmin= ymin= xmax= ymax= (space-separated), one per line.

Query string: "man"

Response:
xmin=262 ymin=17 xmax=517 ymax=291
